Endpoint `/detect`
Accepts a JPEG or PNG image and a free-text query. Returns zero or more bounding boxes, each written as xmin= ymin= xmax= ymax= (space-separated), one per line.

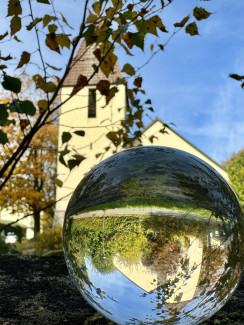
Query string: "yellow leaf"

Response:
xmin=111 ymin=0 xmax=122 ymax=10
xmin=38 ymin=99 xmax=48 ymax=113
xmin=16 ymin=51 xmax=31 ymax=69
xmin=7 ymin=0 xmax=22 ymax=16
xmin=10 ymin=15 xmax=21 ymax=36
xmin=100 ymin=52 xmax=117 ymax=78
xmin=86 ymin=12 xmax=97 ymax=24
xmin=45 ymin=33 xmax=60 ymax=53
xmin=20 ymin=119 xmax=30 ymax=130
xmin=92 ymin=2 xmax=101 ymax=15
xmin=56 ymin=34 xmax=71 ymax=49
xmin=122 ymin=63 xmax=135 ymax=76
xmin=150 ymin=44 xmax=154 ymax=51
xmin=106 ymin=7 xmax=115 ymax=20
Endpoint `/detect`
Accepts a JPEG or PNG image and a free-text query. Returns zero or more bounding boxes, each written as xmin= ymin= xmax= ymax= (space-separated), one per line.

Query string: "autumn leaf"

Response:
xmin=46 ymin=62 xmax=62 ymax=71
xmin=100 ymin=52 xmax=118 ymax=78
xmin=16 ymin=51 xmax=31 ymax=69
xmin=56 ymin=34 xmax=71 ymax=49
xmin=112 ymin=0 xmax=122 ymax=10
xmin=122 ymin=63 xmax=135 ymax=76
xmin=185 ymin=22 xmax=199 ymax=36
xmin=48 ymin=24 xmax=58 ymax=33
xmin=14 ymin=35 xmax=22 ymax=42
xmin=0 ymin=55 xmax=12 ymax=61
xmin=7 ymin=0 xmax=22 ymax=16
xmin=122 ymin=32 xmax=133 ymax=49
xmin=42 ymin=15 xmax=58 ymax=28
xmin=45 ymin=32 xmax=60 ymax=53
xmin=93 ymin=48 xmax=102 ymax=62
xmin=193 ymin=7 xmax=211 ymax=21
xmin=174 ymin=16 xmax=190 ymax=28
xmin=92 ymin=2 xmax=101 ymax=15
xmin=26 ymin=17 xmax=42 ymax=31
xmin=106 ymin=7 xmax=116 ymax=20
xmin=96 ymin=80 xmax=111 ymax=96
xmin=20 ymin=119 xmax=30 ymax=130
xmin=54 ymin=179 xmax=63 ymax=187
xmin=133 ymin=77 xmax=142 ymax=88
xmin=158 ymin=44 xmax=164 ymax=50
xmin=71 ymin=75 xmax=88 ymax=96
xmin=38 ymin=99 xmax=48 ymax=113
xmin=33 ymin=74 xmax=56 ymax=92
xmin=0 ymin=32 xmax=8 ymax=41
xmin=10 ymin=15 xmax=21 ymax=36
xmin=229 ymin=74 xmax=244 ymax=81
xmin=106 ymin=87 xmax=118 ymax=105
xmin=86 ymin=12 xmax=97 ymax=24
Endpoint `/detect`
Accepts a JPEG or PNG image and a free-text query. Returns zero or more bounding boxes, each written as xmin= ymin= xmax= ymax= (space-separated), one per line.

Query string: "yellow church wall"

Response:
xmin=141 ymin=120 xmax=228 ymax=181
xmin=55 ymin=84 xmax=126 ymax=224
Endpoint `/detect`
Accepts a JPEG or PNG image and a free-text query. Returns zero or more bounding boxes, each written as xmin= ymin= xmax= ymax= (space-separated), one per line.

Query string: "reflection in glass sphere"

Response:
xmin=63 ymin=146 xmax=244 ymax=325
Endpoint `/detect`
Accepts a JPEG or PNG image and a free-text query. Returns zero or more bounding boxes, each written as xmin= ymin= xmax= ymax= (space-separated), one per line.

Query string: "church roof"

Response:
xmin=63 ymin=41 xmax=124 ymax=86
xmin=143 ymin=117 xmax=225 ymax=171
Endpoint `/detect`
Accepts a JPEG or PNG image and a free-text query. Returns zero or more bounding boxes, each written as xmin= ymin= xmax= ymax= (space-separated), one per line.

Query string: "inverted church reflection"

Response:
xmin=63 ymin=146 xmax=244 ymax=325
xmin=64 ymin=212 xmax=241 ymax=325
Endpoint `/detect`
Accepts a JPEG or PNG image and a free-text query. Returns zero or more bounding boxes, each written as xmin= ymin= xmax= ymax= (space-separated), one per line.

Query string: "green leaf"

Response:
xmin=185 ymin=22 xmax=199 ymax=36
xmin=145 ymin=99 xmax=151 ymax=104
xmin=193 ymin=7 xmax=211 ymax=21
xmin=122 ymin=63 xmax=135 ymax=76
xmin=26 ymin=18 xmax=42 ymax=31
xmin=0 ymin=104 xmax=8 ymax=122
xmin=62 ymin=132 xmax=72 ymax=144
xmin=9 ymin=100 xmax=23 ymax=113
xmin=21 ymin=100 xmax=36 ymax=116
xmin=0 ymin=130 xmax=8 ymax=145
xmin=2 ymin=75 xmax=21 ymax=93
xmin=10 ymin=15 xmax=21 ymax=36
xmin=59 ymin=154 xmax=67 ymax=167
xmin=131 ymin=32 xmax=144 ymax=51
xmin=74 ymin=130 xmax=85 ymax=137
xmin=83 ymin=24 xmax=95 ymax=45
xmin=16 ymin=51 xmax=31 ymax=69
xmin=7 ymin=0 xmax=22 ymax=16
xmin=36 ymin=0 xmax=50 ymax=3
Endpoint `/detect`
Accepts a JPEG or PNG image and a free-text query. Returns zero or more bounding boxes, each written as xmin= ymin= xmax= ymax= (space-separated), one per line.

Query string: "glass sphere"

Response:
xmin=63 ymin=146 xmax=244 ymax=325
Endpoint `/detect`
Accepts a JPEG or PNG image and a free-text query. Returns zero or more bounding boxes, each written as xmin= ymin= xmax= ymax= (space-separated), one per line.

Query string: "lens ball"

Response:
xmin=63 ymin=146 xmax=244 ymax=325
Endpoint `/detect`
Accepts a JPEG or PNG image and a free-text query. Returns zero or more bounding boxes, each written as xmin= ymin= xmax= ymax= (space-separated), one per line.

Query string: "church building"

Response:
xmin=54 ymin=41 xmax=228 ymax=226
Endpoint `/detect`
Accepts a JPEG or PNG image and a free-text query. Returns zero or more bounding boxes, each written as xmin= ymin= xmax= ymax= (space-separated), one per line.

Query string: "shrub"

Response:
xmin=35 ymin=226 xmax=63 ymax=256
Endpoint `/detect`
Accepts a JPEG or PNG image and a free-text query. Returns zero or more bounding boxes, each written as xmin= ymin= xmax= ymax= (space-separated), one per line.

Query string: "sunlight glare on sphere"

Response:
xmin=63 ymin=146 xmax=244 ymax=325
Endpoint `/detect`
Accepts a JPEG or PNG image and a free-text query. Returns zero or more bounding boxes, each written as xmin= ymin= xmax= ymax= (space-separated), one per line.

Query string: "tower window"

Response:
xmin=88 ymin=89 xmax=96 ymax=118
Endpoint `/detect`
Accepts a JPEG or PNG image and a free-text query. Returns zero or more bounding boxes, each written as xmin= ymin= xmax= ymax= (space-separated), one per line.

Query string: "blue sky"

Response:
xmin=0 ymin=0 xmax=243 ymax=164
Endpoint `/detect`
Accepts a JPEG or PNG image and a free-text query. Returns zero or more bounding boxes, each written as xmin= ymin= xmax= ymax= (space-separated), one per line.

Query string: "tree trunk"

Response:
xmin=33 ymin=210 xmax=41 ymax=239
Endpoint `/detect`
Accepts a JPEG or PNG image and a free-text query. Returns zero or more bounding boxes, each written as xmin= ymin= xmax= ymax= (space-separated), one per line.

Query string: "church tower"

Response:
xmin=55 ymin=41 xmax=126 ymax=225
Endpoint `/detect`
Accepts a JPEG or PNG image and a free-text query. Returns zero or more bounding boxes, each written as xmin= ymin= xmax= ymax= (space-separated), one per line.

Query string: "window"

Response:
xmin=88 ymin=89 xmax=96 ymax=118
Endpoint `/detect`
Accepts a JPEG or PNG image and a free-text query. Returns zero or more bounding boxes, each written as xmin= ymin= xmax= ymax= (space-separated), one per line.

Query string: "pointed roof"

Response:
xmin=63 ymin=41 xmax=124 ymax=86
